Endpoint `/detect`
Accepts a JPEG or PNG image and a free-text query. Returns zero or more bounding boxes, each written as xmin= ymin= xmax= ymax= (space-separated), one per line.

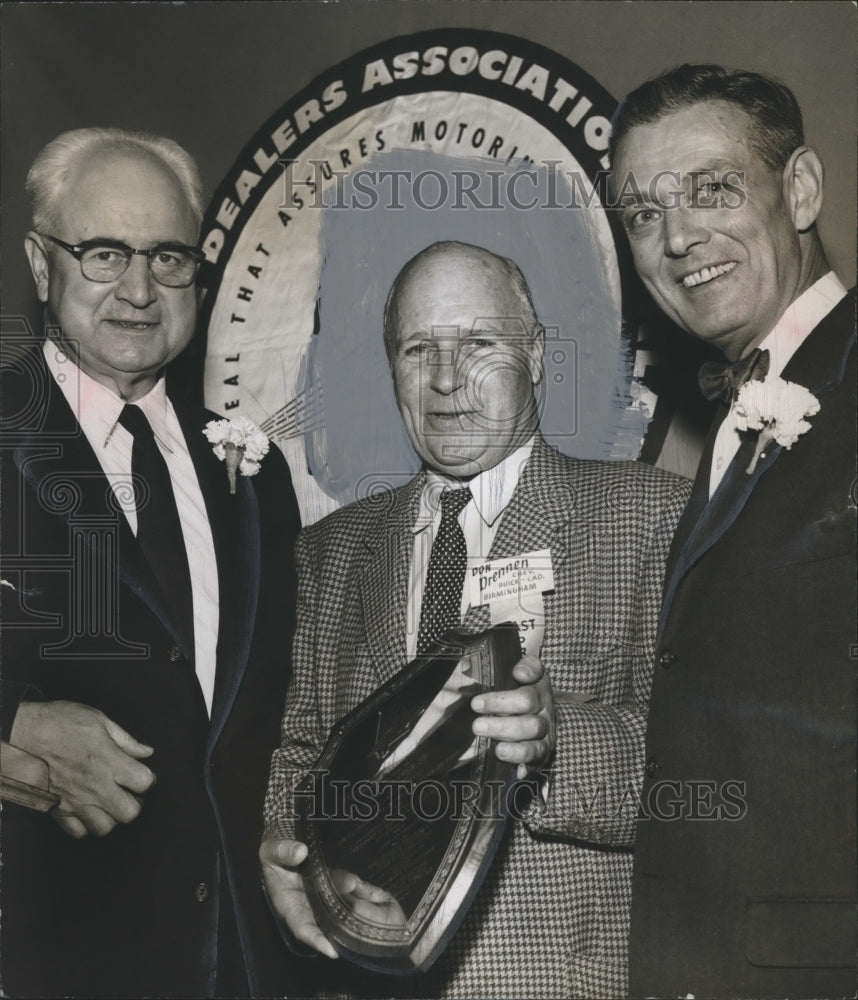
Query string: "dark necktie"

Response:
xmin=698 ymin=347 xmax=770 ymax=404
xmin=118 ymin=404 xmax=194 ymax=654
xmin=417 ymin=486 xmax=472 ymax=655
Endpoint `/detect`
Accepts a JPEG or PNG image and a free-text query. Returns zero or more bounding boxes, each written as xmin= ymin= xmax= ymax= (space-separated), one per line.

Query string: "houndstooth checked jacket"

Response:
xmin=265 ymin=435 xmax=690 ymax=999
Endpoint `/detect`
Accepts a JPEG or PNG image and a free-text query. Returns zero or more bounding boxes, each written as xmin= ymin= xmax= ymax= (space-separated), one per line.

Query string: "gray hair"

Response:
xmin=26 ymin=127 xmax=204 ymax=235
xmin=383 ymin=241 xmax=541 ymax=363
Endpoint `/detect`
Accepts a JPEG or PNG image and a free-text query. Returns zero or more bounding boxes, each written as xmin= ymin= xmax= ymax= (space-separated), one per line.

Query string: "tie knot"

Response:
xmin=117 ymin=404 xmax=155 ymax=441
xmin=439 ymin=486 xmax=472 ymax=520
xmin=698 ymin=348 xmax=770 ymax=404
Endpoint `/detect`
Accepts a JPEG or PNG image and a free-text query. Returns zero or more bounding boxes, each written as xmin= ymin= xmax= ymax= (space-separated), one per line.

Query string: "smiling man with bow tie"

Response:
xmin=0 ymin=128 xmax=303 ymax=998
xmin=610 ymin=65 xmax=857 ymax=997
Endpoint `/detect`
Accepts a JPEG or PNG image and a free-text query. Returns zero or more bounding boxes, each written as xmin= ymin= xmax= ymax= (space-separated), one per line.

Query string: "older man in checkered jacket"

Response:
xmin=261 ymin=241 xmax=690 ymax=998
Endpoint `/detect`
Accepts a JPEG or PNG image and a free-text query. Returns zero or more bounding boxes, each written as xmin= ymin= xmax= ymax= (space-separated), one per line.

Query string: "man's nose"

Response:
xmin=663 ymin=206 xmax=711 ymax=258
xmin=427 ymin=343 xmax=463 ymax=395
xmin=113 ymin=254 xmax=157 ymax=308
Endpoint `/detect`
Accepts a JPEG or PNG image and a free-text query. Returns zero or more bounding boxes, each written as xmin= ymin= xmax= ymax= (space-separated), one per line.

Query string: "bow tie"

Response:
xmin=698 ymin=348 xmax=770 ymax=404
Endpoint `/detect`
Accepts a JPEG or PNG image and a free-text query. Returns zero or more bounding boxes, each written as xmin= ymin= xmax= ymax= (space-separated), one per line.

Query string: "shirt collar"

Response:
xmin=414 ymin=436 xmax=535 ymax=533
xmin=43 ymin=338 xmax=173 ymax=451
xmin=758 ymin=271 xmax=848 ymax=376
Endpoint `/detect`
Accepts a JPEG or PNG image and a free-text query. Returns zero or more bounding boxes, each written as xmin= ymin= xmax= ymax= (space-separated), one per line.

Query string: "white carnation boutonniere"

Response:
xmin=203 ymin=416 xmax=270 ymax=494
xmin=734 ymin=375 xmax=820 ymax=475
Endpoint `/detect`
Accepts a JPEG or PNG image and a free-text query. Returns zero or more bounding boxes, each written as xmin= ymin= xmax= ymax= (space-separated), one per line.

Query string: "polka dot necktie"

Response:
xmin=417 ymin=486 xmax=472 ymax=655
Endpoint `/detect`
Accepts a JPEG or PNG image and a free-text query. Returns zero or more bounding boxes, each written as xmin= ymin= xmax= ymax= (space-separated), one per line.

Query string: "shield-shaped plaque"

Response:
xmin=295 ymin=623 xmax=522 ymax=973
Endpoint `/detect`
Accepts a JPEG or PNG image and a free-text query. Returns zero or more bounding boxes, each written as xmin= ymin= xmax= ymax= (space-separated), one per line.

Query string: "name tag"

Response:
xmin=467 ymin=549 xmax=554 ymax=657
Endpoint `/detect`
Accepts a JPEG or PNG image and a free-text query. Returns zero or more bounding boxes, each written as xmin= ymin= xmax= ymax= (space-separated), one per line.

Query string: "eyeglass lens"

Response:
xmin=80 ymin=246 xmax=198 ymax=287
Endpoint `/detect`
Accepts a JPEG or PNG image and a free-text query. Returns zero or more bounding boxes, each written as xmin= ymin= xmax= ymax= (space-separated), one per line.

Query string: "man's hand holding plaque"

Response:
xmin=260 ymin=837 xmax=340 ymax=960
xmin=260 ymin=644 xmax=555 ymax=969
xmin=472 ymin=653 xmax=556 ymax=780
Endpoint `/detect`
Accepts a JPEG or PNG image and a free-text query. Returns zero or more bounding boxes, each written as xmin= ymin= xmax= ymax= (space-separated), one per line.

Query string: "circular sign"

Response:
xmin=200 ymin=29 xmax=649 ymax=524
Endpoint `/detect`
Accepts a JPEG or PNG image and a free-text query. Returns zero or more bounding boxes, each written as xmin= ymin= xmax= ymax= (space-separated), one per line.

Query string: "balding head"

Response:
xmin=383 ymin=241 xmax=540 ymax=365
xmin=26 ymin=127 xmax=203 ymax=237
xmin=384 ymin=241 xmax=544 ymax=477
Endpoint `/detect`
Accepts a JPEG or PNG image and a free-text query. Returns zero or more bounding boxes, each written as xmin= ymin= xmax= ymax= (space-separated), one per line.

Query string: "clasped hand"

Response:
xmin=10 ymin=700 xmax=156 ymax=838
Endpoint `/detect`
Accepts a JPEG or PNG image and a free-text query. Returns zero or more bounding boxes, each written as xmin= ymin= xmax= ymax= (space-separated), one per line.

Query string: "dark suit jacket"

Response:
xmin=0 ymin=344 xmax=302 ymax=998
xmin=265 ymin=436 xmax=690 ymax=998
xmin=629 ymin=291 xmax=857 ymax=998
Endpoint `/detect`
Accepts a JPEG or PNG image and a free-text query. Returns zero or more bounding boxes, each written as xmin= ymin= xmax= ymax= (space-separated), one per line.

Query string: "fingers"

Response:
xmin=512 ymin=654 xmax=544 ymax=684
xmin=472 ymin=656 xmax=548 ymax=716
xmin=330 ymin=868 xmax=359 ymax=896
xmin=294 ymin=918 xmax=339 ymax=960
xmin=80 ymin=805 xmax=122 ymax=837
xmin=350 ymin=895 xmax=407 ymax=927
xmin=472 ymin=683 xmax=548 ymax=717
xmin=473 ymin=712 xmax=549 ymax=742
xmin=493 ymin=735 xmax=552 ymax=765
xmin=113 ymin=755 xmax=157 ymax=796
xmin=101 ymin=716 xmax=154 ymax=758
xmin=11 ymin=701 xmax=155 ymax=832
xmin=53 ymin=813 xmax=89 ymax=839
xmin=330 ymin=872 xmax=407 ymax=929
xmin=107 ymin=789 xmax=145 ymax=826
xmin=469 ymin=657 xmax=556 ymax=769
xmin=63 ymin=710 xmax=155 ymax=817
xmin=56 ymin=804 xmax=118 ymax=837
xmin=330 ymin=870 xmax=398 ymax=905
xmin=51 ymin=776 xmax=145 ymax=837
xmin=349 ymin=880 xmax=397 ymax=905
xmin=259 ymin=836 xmax=308 ymax=869
xmin=473 ymin=713 xmax=553 ymax=768
xmin=260 ymin=838 xmax=338 ymax=959
xmin=75 ymin=764 xmax=150 ymax=827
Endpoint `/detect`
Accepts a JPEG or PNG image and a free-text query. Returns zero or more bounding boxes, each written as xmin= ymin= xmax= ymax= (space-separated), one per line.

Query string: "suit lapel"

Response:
xmin=170 ymin=399 xmax=261 ymax=751
xmin=660 ymin=289 xmax=856 ymax=628
xmin=359 ymin=442 xmax=573 ymax=676
xmin=658 ymin=403 xmax=731 ymax=624
xmin=463 ymin=436 xmax=574 ymax=632
xmin=663 ymin=403 xmax=728 ymax=580
xmin=359 ymin=472 xmax=426 ymax=684
xmin=660 ymin=430 xmax=775 ymax=628
xmin=13 ymin=360 xmax=187 ymax=652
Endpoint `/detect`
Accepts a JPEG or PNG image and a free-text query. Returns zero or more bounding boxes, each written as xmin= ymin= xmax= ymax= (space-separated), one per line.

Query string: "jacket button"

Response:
xmin=195 ymin=882 xmax=209 ymax=902
xmin=645 ymin=756 xmax=661 ymax=778
xmin=659 ymin=649 xmax=677 ymax=668
xmin=167 ymin=646 xmax=183 ymax=662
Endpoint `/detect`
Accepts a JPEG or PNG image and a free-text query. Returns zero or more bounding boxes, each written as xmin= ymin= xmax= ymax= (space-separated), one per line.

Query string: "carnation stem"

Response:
xmin=746 ymin=428 xmax=775 ymax=475
xmin=224 ymin=442 xmax=245 ymax=494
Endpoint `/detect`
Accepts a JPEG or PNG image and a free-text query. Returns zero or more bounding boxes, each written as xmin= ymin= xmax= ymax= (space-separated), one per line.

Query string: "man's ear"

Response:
xmin=783 ymin=147 xmax=824 ymax=233
xmin=24 ymin=232 xmax=51 ymax=303
xmin=528 ymin=324 xmax=545 ymax=385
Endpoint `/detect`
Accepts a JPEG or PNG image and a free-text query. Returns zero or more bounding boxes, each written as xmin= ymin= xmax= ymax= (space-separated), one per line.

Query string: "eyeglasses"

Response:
xmin=40 ymin=234 xmax=204 ymax=288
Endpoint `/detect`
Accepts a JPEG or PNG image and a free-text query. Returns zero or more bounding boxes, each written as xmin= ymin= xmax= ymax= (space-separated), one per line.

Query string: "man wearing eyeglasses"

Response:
xmin=0 ymin=129 xmax=303 ymax=998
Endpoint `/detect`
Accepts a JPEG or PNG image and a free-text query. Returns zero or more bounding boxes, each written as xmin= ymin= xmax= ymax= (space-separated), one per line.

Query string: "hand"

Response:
xmin=9 ymin=700 xmax=155 ymax=838
xmin=259 ymin=837 xmax=339 ymax=959
xmin=330 ymin=869 xmax=406 ymax=928
xmin=470 ymin=655 xmax=556 ymax=779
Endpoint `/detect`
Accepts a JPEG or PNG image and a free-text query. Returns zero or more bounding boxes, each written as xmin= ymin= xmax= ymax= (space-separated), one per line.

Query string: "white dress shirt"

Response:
xmin=708 ymin=271 xmax=847 ymax=497
xmin=406 ymin=437 xmax=534 ymax=659
xmin=44 ymin=340 xmax=220 ymax=714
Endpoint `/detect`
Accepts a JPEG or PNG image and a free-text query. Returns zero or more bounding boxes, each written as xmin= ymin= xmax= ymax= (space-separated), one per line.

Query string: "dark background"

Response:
xmin=2 ymin=0 xmax=855 ymax=472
